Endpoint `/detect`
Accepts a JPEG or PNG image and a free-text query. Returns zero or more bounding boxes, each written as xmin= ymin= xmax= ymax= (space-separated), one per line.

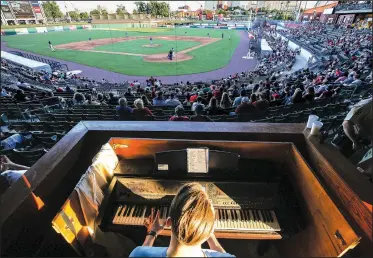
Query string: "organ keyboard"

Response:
xmin=112 ymin=204 xmax=281 ymax=233
xmin=97 ymin=176 xmax=292 ymax=240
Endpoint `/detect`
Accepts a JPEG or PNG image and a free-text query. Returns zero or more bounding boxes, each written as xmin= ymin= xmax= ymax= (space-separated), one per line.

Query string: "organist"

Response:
xmin=130 ymin=182 xmax=234 ymax=257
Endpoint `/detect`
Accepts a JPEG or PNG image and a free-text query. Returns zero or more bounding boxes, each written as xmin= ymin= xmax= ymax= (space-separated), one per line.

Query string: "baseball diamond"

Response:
xmin=1 ymin=27 xmax=247 ymax=77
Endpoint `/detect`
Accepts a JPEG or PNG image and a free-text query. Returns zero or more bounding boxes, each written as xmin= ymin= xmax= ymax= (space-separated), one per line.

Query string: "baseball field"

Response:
xmin=2 ymin=27 xmax=241 ymax=76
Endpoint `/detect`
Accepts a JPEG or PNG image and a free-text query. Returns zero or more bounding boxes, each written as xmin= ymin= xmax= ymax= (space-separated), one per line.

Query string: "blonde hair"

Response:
xmin=170 ymin=182 xmax=215 ymax=246
xmin=220 ymin=92 xmax=231 ymax=109
xmin=134 ymin=98 xmax=144 ymax=109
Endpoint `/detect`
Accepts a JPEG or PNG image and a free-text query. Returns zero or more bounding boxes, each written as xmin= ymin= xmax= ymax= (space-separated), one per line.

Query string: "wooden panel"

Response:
xmin=279 ymin=145 xmax=361 ymax=257
xmin=109 ymin=137 xmax=291 ymax=162
xmin=304 ymin=132 xmax=373 ymax=241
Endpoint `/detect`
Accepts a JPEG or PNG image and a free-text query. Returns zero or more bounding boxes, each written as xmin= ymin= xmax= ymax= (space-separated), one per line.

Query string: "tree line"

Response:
xmin=41 ymin=1 xmax=88 ymax=21
xmin=41 ymin=1 xmax=170 ymax=21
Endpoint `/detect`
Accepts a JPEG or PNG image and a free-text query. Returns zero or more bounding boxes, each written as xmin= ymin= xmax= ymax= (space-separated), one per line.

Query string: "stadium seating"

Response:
xmin=1 ymin=21 xmax=372 ymax=167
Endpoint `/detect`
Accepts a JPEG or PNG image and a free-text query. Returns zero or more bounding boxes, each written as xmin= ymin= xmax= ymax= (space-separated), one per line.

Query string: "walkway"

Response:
xmin=1 ymin=31 xmax=257 ymax=84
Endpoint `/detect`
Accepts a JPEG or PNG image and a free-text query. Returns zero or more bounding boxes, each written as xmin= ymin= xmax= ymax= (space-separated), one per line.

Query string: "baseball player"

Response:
xmin=221 ymin=33 xmax=224 ymax=39
xmin=125 ymin=32 xmax=128 ymax=38
xmin=228 ymin=35 xmax=231 ymax=40
xmin=48 ymin=40 xmax=55 ymax=52
xmin=89 ymin=37 xmax=92 ymax=41
xmin=150 ymin=37 xmax=153 ymax=45
xmin=207 ymin=32 xmax=210 ymax=38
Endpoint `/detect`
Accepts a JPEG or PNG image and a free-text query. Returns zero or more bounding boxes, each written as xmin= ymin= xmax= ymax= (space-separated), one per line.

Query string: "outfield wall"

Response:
xmin=1 ymin=24 xmax=93 ymax=36
xmin=1 ymin=23 xmax=247 ymax=36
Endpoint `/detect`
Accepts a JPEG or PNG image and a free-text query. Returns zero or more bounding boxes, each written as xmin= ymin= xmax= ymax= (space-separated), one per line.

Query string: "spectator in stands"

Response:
xmin=302 ymin=86 xmax=315 ymax=103
xmin=235 ymin=97 xmax=256 ymax=115
xmin=65 ymin=86 xmax=74 ymax=93
xmin=137 ymin=85 xmax=145 ymax=94
xmin=108 ymin=93 xmax=119 ymax=105
xmin=343 ymin=98 xmax=372 ymax=150
xmin=130 ymin=182 xmax=233 ymax=257
xmin=116 ymin=97 xmax=133 ymax=120
xmin=133 ymin=99 xmax=153 ymax=120
xmin=231 ymin=86 xmax=239 ymax=98
xmin=220 ymin=92 xmax=232 ymax=109
xmin=141 ymin=95 xmax=152 ymax=106
xmin=97 ymin=93 xmax=107 ymax=105
xmin=249 ymin=93 xmax=257 ymax=104
xmin=290 ymin=88 xmax=304 ymax=104
xmin=165 ymin=93 xmax=181 ymax=107
xmin=13 ymin=90 xmax=28 ymax=102
xmin=1 ymin=87 xmax=9 ymax=97
xmin=191 ymin=96 xmax=205 ymax=112
xmin=73 ymin=92 xmax=85 ymax=105
xmin=125 ymin=88 xmax=133 ymax=97
xmin=315 ymin=82 xmax=329 ymax=96
xmin=335 ymin=71 xmax=349 ymax=83
xmin=183 ymin=93 xmax=192 ymax=107
xmin=202 ymin=84 xmax=211 ymax=93
xmin=169 ymin=105 xmax=189 ymax=121
xmin=344 ymin=74 xmax=362 ymax=87
xmin=316 ymin=86 xmax=334 ymax=99
xmin=153 ymin=91 xmax=166 ymax=106
xmin=213 ymin=87 xmax=223 ymax=100
xmin=232 ymin=90 xmax=246 ymax=107
xmin=190 ymin=104 xmax=212 ymax=122
xmin=253 ymin=93 xmax=269 ymax=111
xmin=175 ymin=88 xmax=183 ymax=97
xmin=1 ymin=155 xmax=30 ymax=196
xmin=206 ymin=97 xmax=224 ymax=116
xmin=84 ymin=94 xmax=100 ymax=105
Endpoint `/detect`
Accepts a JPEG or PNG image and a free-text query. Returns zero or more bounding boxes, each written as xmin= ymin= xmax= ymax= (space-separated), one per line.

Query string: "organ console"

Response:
xmin=1 ymin=122 xmax=372 ymax=257
xmin=99 ymin=178 xmax=284 ymax=239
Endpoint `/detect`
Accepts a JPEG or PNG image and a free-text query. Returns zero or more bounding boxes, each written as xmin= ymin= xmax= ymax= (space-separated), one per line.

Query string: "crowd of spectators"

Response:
xmin=1 ymin=23 xmax=371 ymax=124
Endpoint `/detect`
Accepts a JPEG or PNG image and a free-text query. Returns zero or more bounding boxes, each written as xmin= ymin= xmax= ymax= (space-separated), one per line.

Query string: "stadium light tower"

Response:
xmin=64 ymin=1 xmax=71 ymax=22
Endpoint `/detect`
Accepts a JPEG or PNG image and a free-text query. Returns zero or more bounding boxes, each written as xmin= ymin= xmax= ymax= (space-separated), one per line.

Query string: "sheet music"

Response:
xmin=187 ymin=148 xmax=208 ymax=173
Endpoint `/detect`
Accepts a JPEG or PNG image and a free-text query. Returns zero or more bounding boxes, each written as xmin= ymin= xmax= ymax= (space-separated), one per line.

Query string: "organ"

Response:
xmin=1 ymin=122 xmax=372 ymax=257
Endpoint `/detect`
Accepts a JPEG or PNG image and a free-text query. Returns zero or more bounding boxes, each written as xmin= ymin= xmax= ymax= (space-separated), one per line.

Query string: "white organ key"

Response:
xmin=118 ymin=205 xmax=127 ymax=224
xmin=113 ymin=205 xmax=122 ymax=224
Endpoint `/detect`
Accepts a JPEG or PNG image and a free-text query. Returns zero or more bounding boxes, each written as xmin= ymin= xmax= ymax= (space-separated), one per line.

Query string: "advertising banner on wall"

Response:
xmin=36 ymin=27 xmax=47 ymax=33
xmin=10 ymin=1 xmax=35 ymax=18
xmin=15 ymin=28 xmax=29 ymax=34
xmin=54 ymin=26 xmax=63 ymax=31
xmin=1 ymin=3 xmax=14 ymax=19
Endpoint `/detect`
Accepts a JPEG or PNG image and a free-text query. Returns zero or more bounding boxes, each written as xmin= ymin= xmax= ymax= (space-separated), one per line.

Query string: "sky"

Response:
xmin=57 ymin=1 xmax=204 ymax=14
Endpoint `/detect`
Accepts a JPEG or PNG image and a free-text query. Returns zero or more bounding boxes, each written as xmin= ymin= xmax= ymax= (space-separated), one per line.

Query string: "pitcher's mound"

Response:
xmin=142 ymin=44 xmax=161 ymax=48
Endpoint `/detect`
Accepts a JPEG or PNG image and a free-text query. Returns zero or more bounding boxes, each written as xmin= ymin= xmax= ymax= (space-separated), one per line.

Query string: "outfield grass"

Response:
xmin=2 ymin=28 xmax=240 ymax=76
xmin=94 ymin=38 xmax=200 ymax=55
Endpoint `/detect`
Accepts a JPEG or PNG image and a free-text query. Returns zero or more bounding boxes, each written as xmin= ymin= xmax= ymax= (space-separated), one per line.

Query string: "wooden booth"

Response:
xmin=0 ymin=122 xmax=372 ymax=257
